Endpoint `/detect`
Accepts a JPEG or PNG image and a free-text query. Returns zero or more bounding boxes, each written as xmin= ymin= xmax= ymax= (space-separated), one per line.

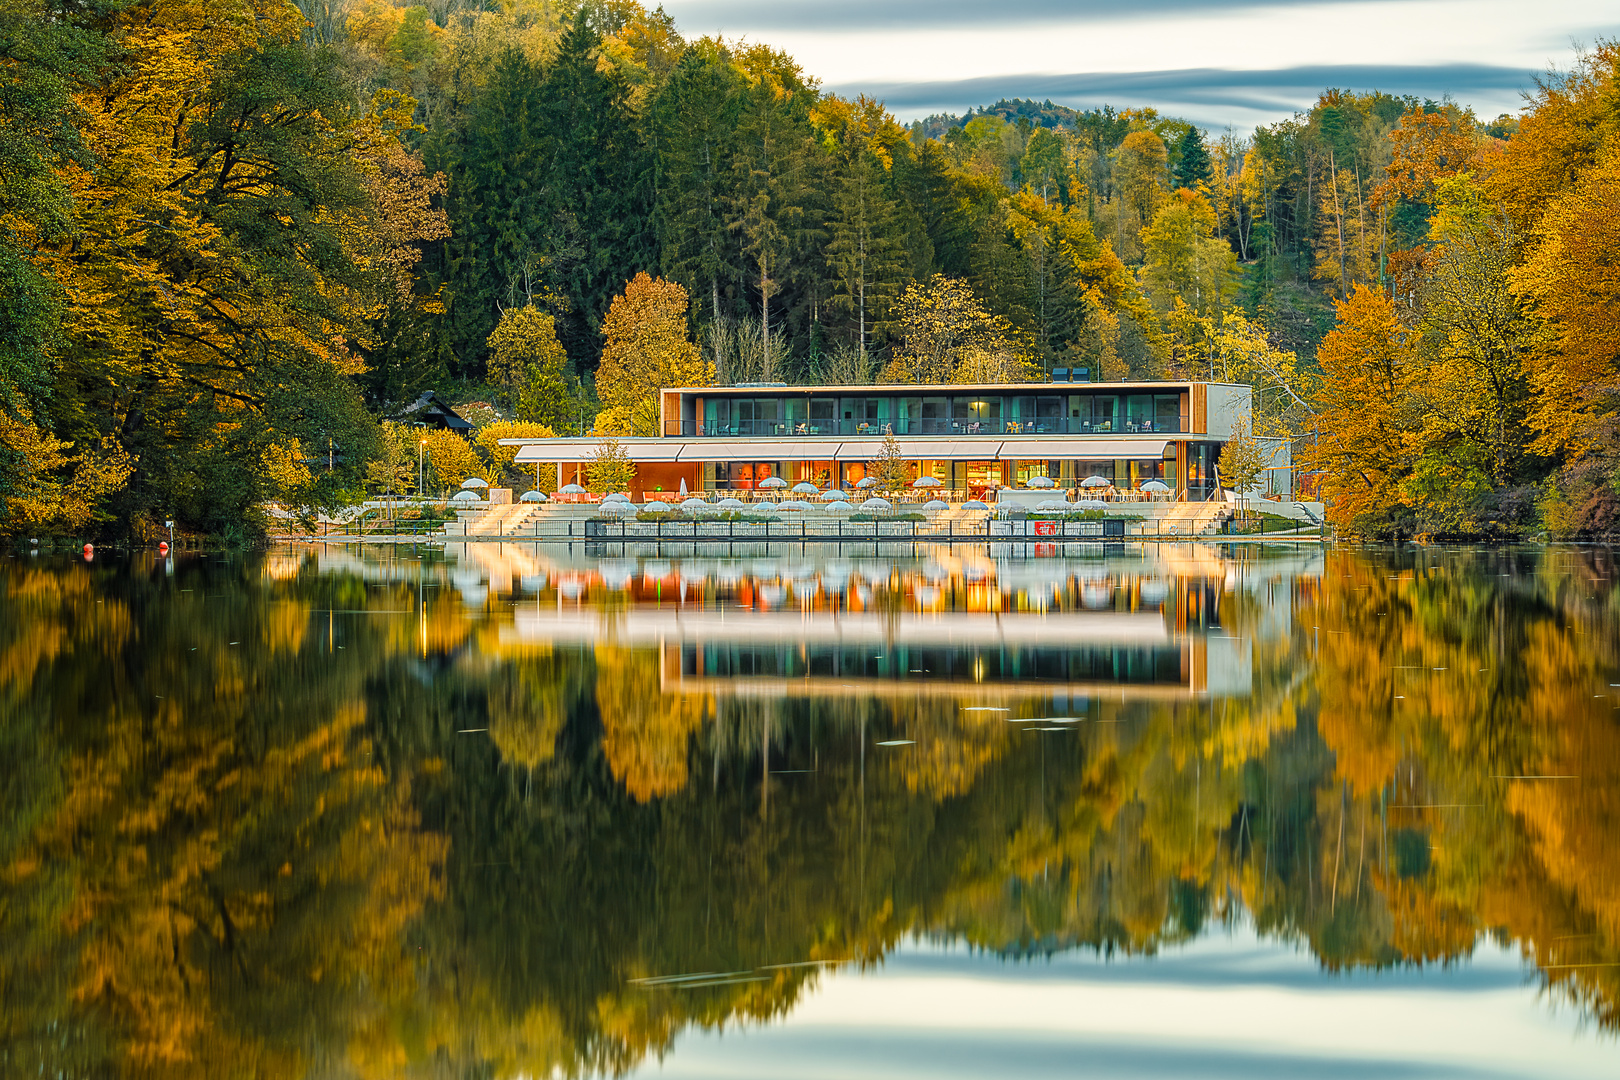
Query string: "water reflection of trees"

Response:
xmin=3 ymin=546 xmax=1620 ymax=1075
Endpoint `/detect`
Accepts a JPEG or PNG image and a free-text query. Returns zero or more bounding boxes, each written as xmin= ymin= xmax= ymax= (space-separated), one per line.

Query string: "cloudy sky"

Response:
xmin=654 ymin=0 xmax=1619 ymax=130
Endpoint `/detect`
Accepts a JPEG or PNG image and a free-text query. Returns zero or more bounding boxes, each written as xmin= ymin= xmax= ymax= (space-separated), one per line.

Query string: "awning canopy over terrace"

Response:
xmin=508 ymin=437 xmax=1174 ymax=463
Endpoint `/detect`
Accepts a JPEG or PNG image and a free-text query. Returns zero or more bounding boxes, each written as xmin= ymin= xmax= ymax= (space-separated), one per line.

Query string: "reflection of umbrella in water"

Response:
xmin=915 ymin=585 xmax=941 ymax=607
xmin=758 ymin=584 xmax=786 ymax=606
xmin=1081 ymin=584 xmax=1114 ymax=609
xmin=558 ymin=579 xmax=584 ymax=600
xmin=717 ymin=565 xmax=746 ymax=585
xmin=1080 ymin=475 xmax=1112 ymax=488
xmin=520 ymin=573 xmax=547 ymax=592
xmin=643 ymin=561 xmax=672 ymax=579
xmin=1025 ymin=475 xmax=1055 ymax=489
xmin=1139 ymin=579 xmax=1171 ymax=604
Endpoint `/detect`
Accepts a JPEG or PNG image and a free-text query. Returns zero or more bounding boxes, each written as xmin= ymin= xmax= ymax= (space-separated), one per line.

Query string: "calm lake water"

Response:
xmin=3 ymin=540 xmax=1619 ymax=1078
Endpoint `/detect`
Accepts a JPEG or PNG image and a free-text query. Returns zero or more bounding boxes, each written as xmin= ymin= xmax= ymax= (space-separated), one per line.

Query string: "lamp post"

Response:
xmin=418 ymin=438 xmax=426 ymax=498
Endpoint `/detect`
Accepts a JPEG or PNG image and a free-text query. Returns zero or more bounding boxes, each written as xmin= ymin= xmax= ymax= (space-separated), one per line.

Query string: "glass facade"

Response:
xmin=683 ymin=391 xmax=1186 ymax=437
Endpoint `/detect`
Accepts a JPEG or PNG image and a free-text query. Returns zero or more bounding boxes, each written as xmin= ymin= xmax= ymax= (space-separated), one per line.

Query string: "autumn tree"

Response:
xmin=867 ymin=432 xmax=911 ymax=493
xmin=595 ymin=274 xmax=714 ymax=436
xmin=587 ymin=436 xmax=637 ymax=495
xmin=487 ymin=306 xmax=572 ymax=428
xmin=881 ymin=276 xmax=1035 ymax=384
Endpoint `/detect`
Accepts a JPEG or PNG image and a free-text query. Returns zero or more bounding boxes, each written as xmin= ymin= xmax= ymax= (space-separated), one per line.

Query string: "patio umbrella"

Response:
xmin=451 ymin=490 xmax=479 ymax=502
xmin=912 ymin=476 xmax=942 ymax=488
xmin=1036 ymin=499 xmax=1071 ymax=511
xmin=759 ymin=476 xmax=788 ymax=489
xmin=791 ymin=482 xmax=820 ymax=494
xmin=1141 ymin=480 xmax=1171 ymax=495
xmin=602 ymin=492 xmax=630 ymax=503
xmin=859 ymin=497 xmax=892 ymax=511
xmin=963 ymin=499 xmax=989 ymax=510
xmin=460 ymin=477 xmax=489 ymax=490
xmin=1080 ymin=475 xmax=1112 ymax=488
xmin=826 ymin=501 xmax=854 ymax=514
xmin=820 ymin=488 xmax=850 ymax=500
xmin=644 ymin=501 xmax=671 ymax=512
xmin=602 ymin=500 xmax=637 ymax=515
xmin=1026 ymin=475 xmax=1056 ymax=489
xmin=519 ymin=490 xmax=547 ymax=503
xmin=679 ymin=477 xmax=688 ymax=497
xmin=922 ymin=499 xmax=949 ymax=511
xmin=559 ymin=483 xmax=586 ymax=494
xmin=717 ymin=497 xmax=744 ymax=509
xmin=1076 ymin=499 xmax=1107 ymax=510
xmin=776 ymin=500 xmax=809 ymax=511
xmin=855 ymin=476 xmax=878 ymax=489
xmin=751 ymin=502 xmax=779 ymax=514
xmin=681 ymin=497 xmax=709 ymax=511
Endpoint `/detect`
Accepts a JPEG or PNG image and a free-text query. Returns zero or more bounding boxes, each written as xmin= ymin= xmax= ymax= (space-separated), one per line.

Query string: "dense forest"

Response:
xmin=2 ymin=0 xmax=1618 ymax=538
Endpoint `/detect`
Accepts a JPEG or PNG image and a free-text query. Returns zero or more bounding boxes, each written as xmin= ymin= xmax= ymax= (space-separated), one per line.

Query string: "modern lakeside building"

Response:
xmin=507 ymin=379 xmax=1255 ymax=502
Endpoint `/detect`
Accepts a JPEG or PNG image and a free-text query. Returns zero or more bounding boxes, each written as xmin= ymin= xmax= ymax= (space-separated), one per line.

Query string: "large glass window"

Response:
xmin=952 ymin=396 xmax=1001 ymax=433
xmin=1126 ymin=395 xmax=1154 ymax=431
xmin=1155 ymin=394 xmax=1180 ymax=432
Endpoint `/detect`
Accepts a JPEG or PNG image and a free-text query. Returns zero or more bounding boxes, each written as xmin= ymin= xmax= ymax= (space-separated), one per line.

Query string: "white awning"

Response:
xmin=511 ymin=440 xmax=684 ymax=463
xmin=674 ymin=440 xmax=842 ymax=461
xmin=998 ymin=439 xmax=1169 ymax=459
xmin=834 ymin=439 xmax=994 ymax=459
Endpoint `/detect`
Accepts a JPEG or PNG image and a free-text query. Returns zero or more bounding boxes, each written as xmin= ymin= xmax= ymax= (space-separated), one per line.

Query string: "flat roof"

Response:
xmin=507 ymin=436 xmax=1178 ymax=461
xmin=663 ymin=380 xmax=1246 ymax=395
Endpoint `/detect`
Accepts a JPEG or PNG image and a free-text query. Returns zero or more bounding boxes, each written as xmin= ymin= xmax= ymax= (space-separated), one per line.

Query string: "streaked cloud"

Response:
xmin=657 ymin=0 xmax=1620 ymax=128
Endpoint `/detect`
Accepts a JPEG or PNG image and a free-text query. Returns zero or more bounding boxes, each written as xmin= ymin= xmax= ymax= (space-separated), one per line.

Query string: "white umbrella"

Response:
xmin=460 ymin=477 xmax=489 ymax=490
xmin=791 ymin=482 xmax=820 ymax=494
xmin=1076 ymin=499 xmax=1107 ymax=510
xmin=717 ymin=497 xmax=744 ymax=509
xmin=963 ymin=499 xmax=989 ymax=510
xmin=820 ymin=488 xmax=850 ymax=501
xmin=559 ymin=483 xmax=586 ymax=494
xmin=1036 ymin=499 xmax=1071 ymax=511
xmin=644 ymin=501 xmax=671 ymax=512
xmin=750 ymin=502 xmax=779 ymax=514
xmin=1080 ymin=475 xmax=1112 ymax=488
xmin=519 ymin=490 xmax=547 ymax=503
xmin=912 ymin=476 xmax=942 ymax=488
xmin=922 ymin=499 xmax=949 ymax=511
xmin=856 ymin=476 xmax=877 ymax=489
xmin=451 ymin=490 xmax=480 ymax=503
xmin=1025 ymin=475 xmax=1056 ymax=489
xmin=860 ymin=497 xmax=892 ymax=511
xmin=1139 ymin=580 xmax=1171 ymax=604
xmin=602 ymin=501 xmax=637 ymax=515
xmin=679 ymin=477 xmax=688 ymax=497
xmin=1141 ymin=480 xmax=1171 ymax=495
xmin=759 ymin=476 xmax=788 ymax=489
xmin=603 ymin=491 xmax=630 ymax=502
xmin=777 ymin=500 xmax=809 ymax=511
xmin=826 ymin=501 xmax=855 ymax=515
xmin=681 ymin=497 xmax=709 ymax=511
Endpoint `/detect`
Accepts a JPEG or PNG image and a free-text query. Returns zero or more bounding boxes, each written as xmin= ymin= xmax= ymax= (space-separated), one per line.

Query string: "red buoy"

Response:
xmin=83 ymin=543 xmax=94 ymax=561
xmin=158 ymin=542 xmax=169 ymax=555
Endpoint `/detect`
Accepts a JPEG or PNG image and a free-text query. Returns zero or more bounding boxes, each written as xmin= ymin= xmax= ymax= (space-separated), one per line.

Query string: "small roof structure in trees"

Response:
xmin=393 ymin=391 xmax=473 ymax=433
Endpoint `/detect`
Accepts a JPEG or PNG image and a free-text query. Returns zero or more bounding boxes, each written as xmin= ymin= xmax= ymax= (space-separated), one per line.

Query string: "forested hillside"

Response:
xmin=2 ymin=0 xmax=1617 ymax=539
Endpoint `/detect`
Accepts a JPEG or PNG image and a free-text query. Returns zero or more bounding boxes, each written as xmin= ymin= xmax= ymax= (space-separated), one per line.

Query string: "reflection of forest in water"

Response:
xmin=3 ymin=544 xmax=1620 ymax=1077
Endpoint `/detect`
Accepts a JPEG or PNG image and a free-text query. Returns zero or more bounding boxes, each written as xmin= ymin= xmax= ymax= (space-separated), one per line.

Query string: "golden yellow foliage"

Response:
xmin=595 ymin=274 xmax=712 ymax=437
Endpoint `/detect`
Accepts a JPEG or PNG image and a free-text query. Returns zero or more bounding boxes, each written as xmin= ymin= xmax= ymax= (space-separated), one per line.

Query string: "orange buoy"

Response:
xmin=158 ymin=542 xmax=169 ymax=554
xmin=83 ymin=543 xmax=94 ymax=561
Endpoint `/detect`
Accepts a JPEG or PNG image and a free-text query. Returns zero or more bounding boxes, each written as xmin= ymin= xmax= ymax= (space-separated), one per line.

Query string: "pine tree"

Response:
xmin=1173 ymin=127 xmax=1214 ymax=191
